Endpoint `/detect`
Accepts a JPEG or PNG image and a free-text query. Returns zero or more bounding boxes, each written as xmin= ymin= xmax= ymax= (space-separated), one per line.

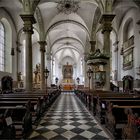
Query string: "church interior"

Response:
xmin=0 ymin=0 xmax=140 ymax=139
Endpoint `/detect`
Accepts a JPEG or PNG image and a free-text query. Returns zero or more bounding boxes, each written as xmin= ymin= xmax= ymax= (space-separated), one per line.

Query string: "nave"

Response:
xmin=29 ymin=92 xmax=111 ymax=140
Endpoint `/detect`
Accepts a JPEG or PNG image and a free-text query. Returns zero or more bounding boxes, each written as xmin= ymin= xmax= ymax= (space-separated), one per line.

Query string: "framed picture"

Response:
xmin=123 ymin=48 xmax=133 ymax=70
xmin=122 ymin=36 xmax=134 ymax=70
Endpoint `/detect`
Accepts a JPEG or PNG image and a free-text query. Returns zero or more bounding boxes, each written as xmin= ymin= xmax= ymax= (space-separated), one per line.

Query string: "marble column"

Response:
xmin=20 ymin=15 xmax=36 ymax=91
xmin=100 ymin=14 xmax=115 ymax=91
xmin=38 ymin=41 xmax=46 ymax=90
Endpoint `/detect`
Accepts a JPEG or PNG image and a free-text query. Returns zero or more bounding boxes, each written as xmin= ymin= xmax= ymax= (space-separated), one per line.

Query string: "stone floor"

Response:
xmin=29 ymin=92 xmax=111 ymax=140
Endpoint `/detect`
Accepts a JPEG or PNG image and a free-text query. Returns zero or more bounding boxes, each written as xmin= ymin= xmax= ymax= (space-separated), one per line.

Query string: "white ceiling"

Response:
xmin=0 ymin=0 xmax=138 ymax=66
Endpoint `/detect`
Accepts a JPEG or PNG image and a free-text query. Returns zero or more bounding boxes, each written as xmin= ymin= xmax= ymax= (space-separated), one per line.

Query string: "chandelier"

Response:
xmin=57 ymin=0 xmax=80 ymax=15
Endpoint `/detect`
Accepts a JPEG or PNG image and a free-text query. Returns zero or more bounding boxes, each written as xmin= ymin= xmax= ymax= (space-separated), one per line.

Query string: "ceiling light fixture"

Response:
xmin=57 ymin=0 xmax=80 ymax=15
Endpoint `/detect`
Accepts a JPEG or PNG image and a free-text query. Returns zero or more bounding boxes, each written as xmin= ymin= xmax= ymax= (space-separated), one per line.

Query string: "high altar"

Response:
xmin=62 ymin=63 xmax=74 ymax=90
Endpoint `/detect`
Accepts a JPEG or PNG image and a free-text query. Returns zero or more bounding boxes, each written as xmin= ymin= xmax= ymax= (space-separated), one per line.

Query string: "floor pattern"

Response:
xmin=29 ymin=92 xmax=111 ymax=140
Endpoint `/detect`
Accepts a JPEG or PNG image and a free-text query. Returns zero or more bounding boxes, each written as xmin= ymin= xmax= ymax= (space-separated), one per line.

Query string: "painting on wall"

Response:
xmin=122 ymin=35 xmax=134 ymax=70
xmin=123 ymin=48 xmax=133 ymax=70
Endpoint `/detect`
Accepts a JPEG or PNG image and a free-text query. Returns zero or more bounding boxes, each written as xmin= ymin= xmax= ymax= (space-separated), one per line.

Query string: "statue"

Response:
xmin=17 ymin=72 xmax=23 ymax=88
xmin=33 ymin=63 xmax=41 ymax=88
xmin=17 ymin=72 xmax=22 ymax=82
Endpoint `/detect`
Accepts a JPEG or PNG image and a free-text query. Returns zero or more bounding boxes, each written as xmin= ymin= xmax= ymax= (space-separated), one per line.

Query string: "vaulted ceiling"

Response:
xmin=0 ymin=0 xmax=139 ymax=66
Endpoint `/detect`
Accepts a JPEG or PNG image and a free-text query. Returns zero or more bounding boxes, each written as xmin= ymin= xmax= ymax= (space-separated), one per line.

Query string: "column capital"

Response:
xmin=20 ymin=14 xmax=36 ymax=34
xmin=100 ymin=14 xmax=115 ymax=33
xmin=38 ymin=41 xmax=47 ymax=52
xmin=38 ymin=41 xmax=47 ymax=46
xmin=20 ymin=14 xmax=36 ymax=24
xmin=99 ymin=14 xmax=115 ymax=24
xmin=90 ymin=41 xmax=96 ymax=46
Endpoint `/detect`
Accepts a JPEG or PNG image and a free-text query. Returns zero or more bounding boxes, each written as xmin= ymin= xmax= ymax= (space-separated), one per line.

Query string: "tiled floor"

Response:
xmin=29 ymin=92 xmax=111 ymax=140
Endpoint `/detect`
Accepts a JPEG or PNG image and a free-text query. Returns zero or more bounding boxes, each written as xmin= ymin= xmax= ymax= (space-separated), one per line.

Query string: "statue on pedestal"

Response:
xmin=33 ymin=63 xmax=41 ymax=88
xmin=17 ymin=72 xmax=23 ymax=88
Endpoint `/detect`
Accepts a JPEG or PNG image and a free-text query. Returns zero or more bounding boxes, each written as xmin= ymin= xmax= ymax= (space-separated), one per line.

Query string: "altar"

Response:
xmin=62 ymin=63 xmax=75 ymax=91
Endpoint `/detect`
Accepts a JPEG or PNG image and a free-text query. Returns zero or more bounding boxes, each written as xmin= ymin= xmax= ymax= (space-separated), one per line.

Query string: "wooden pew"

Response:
xmin=0 ymin=105 xmax=31 ymax=139
xmin=0 ymin=89 xmax=61 ymax=139
xmin=106 ymin=104 xmax=140 ymax=139
xmin=74 ymin=89 xmax=140 ymax=139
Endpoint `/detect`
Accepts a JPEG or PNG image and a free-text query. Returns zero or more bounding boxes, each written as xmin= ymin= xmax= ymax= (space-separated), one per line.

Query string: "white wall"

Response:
xmin=0 ymin=8 xmax=17 ymax=82
xmin=32 ymin=43 xmax=40 ymax=69
xmin=117 ymin=8 xmax=138 ymax=81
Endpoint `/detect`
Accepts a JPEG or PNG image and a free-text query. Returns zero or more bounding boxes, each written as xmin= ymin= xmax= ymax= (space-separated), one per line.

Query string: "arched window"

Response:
xmin=0 ymin=22 xmax=5 ymax=71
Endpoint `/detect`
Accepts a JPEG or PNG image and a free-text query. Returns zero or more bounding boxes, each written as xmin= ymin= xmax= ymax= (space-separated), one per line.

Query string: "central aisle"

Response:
xmin=29 ymin=92 xmax=111 ymax=140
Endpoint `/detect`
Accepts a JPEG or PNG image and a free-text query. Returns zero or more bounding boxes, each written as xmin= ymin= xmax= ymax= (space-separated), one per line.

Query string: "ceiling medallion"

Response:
xmin=57 ymin=0 xmax=80 ymax=15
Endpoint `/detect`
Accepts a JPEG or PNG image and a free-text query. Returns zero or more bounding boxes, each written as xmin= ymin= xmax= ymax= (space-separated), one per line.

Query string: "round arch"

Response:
xmin=50 ymin=37 xmax=85 ymax=51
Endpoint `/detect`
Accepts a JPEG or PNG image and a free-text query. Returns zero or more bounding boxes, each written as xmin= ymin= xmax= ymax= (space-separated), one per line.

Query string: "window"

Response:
xmin=0 ymin=22 xmax=5 ymax=71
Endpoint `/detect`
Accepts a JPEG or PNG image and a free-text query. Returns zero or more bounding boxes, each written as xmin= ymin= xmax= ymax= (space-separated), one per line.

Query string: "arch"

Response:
xmin=53 ymin=45 xmax=82 ymax=57
xmin=91 ymin=7 xmax=101 ymax=40
xmin=0 ymin=22 xmax=5 ymax=71
xmin=50 ymin=37 xmax=85 ymax=51
xmin=46 ymin=20 xmax=90 ymax=40
xmin=1 ymin=18 xmax=12 ymax=73
xmin=35 ymin=7 xmax=45 ymax=41
xmin=45 ymin=12 xmax=90 ymax=40
xmin=61 ymin=56 xmax=75 ymax=65
xmin=0 ymin=8 xmax=17 ymax=77
xmin=123 ymin=18 xmax=133 ymax=43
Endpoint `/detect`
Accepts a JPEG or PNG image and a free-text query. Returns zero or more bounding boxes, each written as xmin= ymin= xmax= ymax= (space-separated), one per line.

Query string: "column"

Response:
xmin=46 ymin=53 xmax=52 ymax=87
xmin=38 ymin=41 xmax=46 ymax=90
xmin=83 ymin=53 xmax=88 ymax=87
xmin=90 ymin=41 xmax=96 ymax=90
xmin=100 ymin=14 xmax=115 ymax=91
xmin=20 ymin=15 xmax=36 ymax=91
xmin=90 ymin=41 xmax=96 ymax=53
xmin=16 ymin=41 xmax=22 ymax=74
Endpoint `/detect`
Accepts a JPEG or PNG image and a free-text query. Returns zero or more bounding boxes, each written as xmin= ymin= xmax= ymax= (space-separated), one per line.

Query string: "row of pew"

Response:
xmin=0 ymin=89 xmax=61 ymax=139
xmin=75 ymin=89 xmax=140 ymax=139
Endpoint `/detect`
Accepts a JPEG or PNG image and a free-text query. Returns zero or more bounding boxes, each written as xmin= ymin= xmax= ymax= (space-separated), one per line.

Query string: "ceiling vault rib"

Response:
xmin=50 ymin=36 xmax=85 ymax=51
xmin=53 ymin=45 xmax=82 ymax=57
xmin=45 ymin=20 xmax=90 ymax=40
